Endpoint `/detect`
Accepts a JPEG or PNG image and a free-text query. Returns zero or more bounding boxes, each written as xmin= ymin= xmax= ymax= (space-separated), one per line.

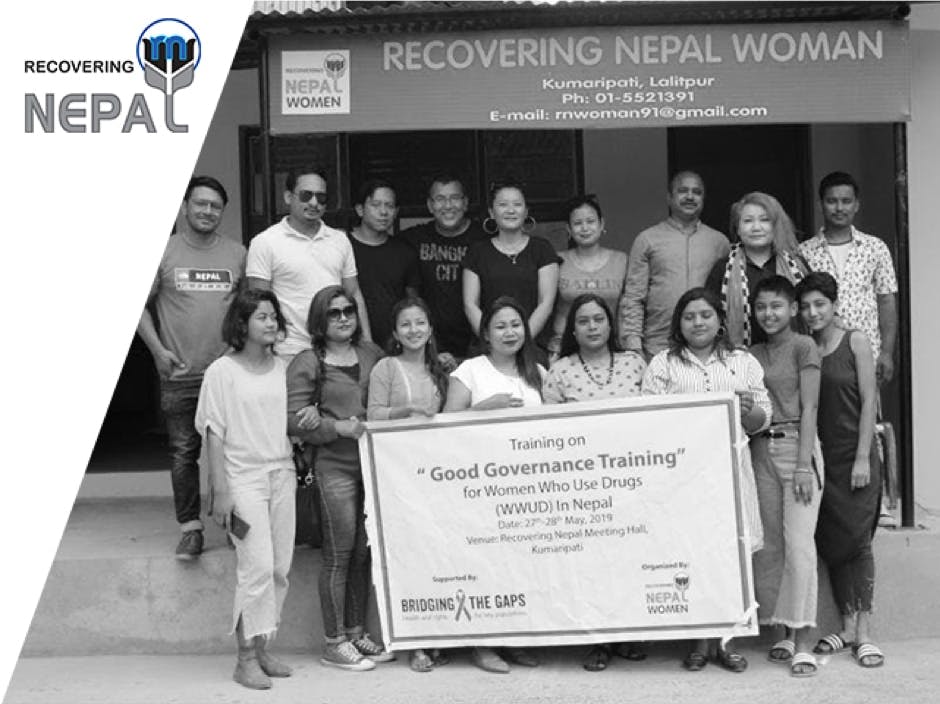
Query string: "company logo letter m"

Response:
xmin=143 ymin=35 xmax=196 ymax=94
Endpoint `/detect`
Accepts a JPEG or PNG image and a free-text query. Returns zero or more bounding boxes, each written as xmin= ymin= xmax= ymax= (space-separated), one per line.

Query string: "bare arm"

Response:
xmin=794 ymin=365 xmax=821 ymax=504
xmin=137 ymin=307 xmax=185 ymax=378
xmin=463 ymin=269 xmax=483 ymax=336
xmin=876 ymin=292 xmax=897 ymax=384
xmin=850 ymin=330 xmax=878 ymax=489
xmin=206 ymin=427 xmax=232 ymax=529
xmin=342 ymin=275 xmax=372 ymax=342
xmin=443 ymin=377 xmax=472 ymax=412
xmin=528 ymin=263 xmax=560 ymax=338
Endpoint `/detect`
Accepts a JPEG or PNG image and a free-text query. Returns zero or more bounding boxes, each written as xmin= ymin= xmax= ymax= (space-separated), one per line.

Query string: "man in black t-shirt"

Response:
xmin=400 ymin=174 xmax=488 ymax=362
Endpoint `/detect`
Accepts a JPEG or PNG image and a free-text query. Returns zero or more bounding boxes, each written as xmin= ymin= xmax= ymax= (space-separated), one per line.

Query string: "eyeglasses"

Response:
xmin=431 ymin=194 xmax=466 ymax=207
xmin=326 ymin=305 xmax=357 ymax=322
xmin=296 ymin=190 xmax=328 ymax=205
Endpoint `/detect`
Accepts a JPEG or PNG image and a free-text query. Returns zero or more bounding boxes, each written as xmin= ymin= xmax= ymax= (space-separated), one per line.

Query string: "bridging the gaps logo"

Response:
xmin=25 ymin=18 xmax=202 ymax=133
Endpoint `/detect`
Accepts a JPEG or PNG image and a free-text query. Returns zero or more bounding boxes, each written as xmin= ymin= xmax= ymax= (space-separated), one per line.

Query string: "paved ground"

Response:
xmin=5 ymin=638 xmax=938 ymax=704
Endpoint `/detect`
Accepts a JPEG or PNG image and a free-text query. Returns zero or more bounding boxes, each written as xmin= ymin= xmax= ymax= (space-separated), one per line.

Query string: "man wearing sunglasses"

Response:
xmin=247 ymin=168 xmax=372 ymax=359
xmin=138 ymin=175 xmax=246 ymax=560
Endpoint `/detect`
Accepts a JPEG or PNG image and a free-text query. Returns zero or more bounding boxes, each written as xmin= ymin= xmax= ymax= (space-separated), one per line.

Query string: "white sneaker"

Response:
xmin=320 ymin=641 xmax=376 ymax=671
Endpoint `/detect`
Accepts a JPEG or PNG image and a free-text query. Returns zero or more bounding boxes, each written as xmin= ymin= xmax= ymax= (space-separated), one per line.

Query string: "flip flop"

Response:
xmin=430 ymin=649 xmax=450 ymax=667
xmin=768 ymin=639 xmax=795 ymax=663
xmin=813 ymin=633 xmax=854 ymax=655
xmin=853 ymin=643 xmax=885 ymax=668
xmin=790 ymin=652 xmax=818 ymax=678
xmin=409 ymin=649 xmax=434 ymax=673
xmin=582 ymin=644 xmax=611 ymax=672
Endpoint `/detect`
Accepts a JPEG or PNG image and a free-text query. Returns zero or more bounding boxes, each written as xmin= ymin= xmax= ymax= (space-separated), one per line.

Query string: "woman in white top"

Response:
xmin=195 ymin=288 xmax=295 ymax=690
xmin=367 ymin=297 xmax=450 ymax=674
xmin=642 ymin=286 xmax=771 ymax=675
xmin=444 ymin=296 xmax=545 ymax=673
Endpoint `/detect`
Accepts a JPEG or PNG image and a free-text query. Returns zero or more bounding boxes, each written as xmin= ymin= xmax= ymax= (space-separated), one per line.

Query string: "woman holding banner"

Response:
xmin=641 ymin=287 xmax=770 ymax=673
xmin=544 ymin=292 xmax=647 ymax=670
xmin=367 ymin=296 xmax=450 ymax=673
xmin=444 ymin=296 xmax=545 ymax=673
xmin=286 ymin=285 xmax=392 ymax=672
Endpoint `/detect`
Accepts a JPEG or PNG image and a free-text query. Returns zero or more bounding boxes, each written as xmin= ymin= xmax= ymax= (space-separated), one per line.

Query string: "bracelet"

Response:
xmin=794 ymin=468 xmax=814 ymax=474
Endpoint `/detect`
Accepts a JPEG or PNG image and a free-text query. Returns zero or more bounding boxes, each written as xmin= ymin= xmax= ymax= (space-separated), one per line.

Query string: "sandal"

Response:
xmin=613 ymin=642 xmax=647 ymax=661
xmin=582 ymin=644 xmax=611 ymax=672
xmin=409 ymin=649 xmax=434 ymax=673
xmin=503 ymin=646 xmax=539 ymax=667
xmin=683 ymin=650 xmax=708 ymax=671
xmin=853 ymin=642 xmax=885 ymax=668
xmin=716 ymin=647 xmax=748 ymax=673
xmin=430 ymin=649 xmax=449 ymax=667
xmin=790 ymin=652 xmax=818 ymax=677
xmin=768 ymin=639 xmax=795 ymax=663
xmin=813 ymin=633 xmax=854 ymax=655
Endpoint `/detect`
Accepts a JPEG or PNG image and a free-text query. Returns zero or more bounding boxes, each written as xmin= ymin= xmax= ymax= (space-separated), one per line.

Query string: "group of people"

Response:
xmin=140 ymin=167 xmax=897 ymax=688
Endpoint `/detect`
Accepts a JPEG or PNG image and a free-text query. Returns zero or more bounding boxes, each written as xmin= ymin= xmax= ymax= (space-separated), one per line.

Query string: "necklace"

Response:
xmin=578 ymin=351 xmax=614 ymax=387
xmin=494 ymin=237 xmax=528 ymax=265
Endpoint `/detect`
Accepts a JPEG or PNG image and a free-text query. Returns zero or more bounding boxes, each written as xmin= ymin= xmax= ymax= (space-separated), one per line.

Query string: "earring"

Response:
xmin=717 ymin=325 xmax=727 ymax=338
xmin=482 ymin=217 xmax=498 ymax=235
xmin=522 ymin=215 xmax=537 ymax=234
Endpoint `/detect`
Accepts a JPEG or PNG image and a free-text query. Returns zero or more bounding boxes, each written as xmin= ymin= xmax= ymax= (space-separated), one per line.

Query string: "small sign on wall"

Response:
xmin=281 ymin=50 xmax=350 ymax=115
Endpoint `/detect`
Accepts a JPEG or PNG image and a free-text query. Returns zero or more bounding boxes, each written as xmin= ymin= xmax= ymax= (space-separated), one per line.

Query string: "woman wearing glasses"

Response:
xmin=286 ymin=285 xmax=390 ymax=672
xmin=547 ymin=195 xmax=629 ymax=362
xmin=463 ymin=181 xmax=560 ymax=356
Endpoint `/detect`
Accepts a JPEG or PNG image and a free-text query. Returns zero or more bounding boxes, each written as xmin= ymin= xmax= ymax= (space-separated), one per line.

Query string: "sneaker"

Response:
xmin=350 ymin=633 xmax=396 ymax=662
xmin=320 ymin=641 xmax=376 ymax=671
xmin=175 ymin=530 xmax=203 ymax=560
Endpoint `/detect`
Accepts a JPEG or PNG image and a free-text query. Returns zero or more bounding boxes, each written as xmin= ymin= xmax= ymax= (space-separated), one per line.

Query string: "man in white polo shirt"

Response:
xmin=247 ymin=168 xmax=371 ymax=358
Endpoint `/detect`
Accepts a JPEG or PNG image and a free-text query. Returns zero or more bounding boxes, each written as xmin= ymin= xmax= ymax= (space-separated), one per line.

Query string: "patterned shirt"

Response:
xmin=543 ymin=351 xmax=646 ymax=403
xmin=799 ymin=227 xmax=898 ymax=359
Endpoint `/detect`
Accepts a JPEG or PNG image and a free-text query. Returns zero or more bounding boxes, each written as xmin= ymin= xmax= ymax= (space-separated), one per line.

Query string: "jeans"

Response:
xmin=751 ymin=433 xmax=823 ymax=628
xmin=317 ymin=465 xmax=371 ymax=642
xmin=161 ymin=379 xmax=203 ymax=530
xmin=229 ymin=467 xmax=296 ymax=639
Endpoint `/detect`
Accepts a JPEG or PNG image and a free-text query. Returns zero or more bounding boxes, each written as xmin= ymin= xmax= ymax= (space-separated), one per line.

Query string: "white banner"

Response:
xmin=360 ymin=392 xmax=758 ymax=650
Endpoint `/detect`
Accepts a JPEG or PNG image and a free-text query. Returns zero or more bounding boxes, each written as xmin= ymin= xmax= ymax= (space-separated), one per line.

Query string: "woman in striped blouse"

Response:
xmin=642 ymin=287 xmax=771 ymax=674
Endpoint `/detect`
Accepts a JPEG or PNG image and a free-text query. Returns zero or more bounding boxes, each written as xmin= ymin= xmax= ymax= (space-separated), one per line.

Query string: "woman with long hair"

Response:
xmin=547 ymin=195 xmax=628 ymax=361
xmin=286 ymin=285 xmax=390 ymax=672
xmin=706 ymin=191 xmax=809 ymax=347
xmin=797 ymin=272 xmax=884 ymax=669
xmin=444 ymin=296 xmax=546 ymax=672
xmin=642 ymin=287 xmax=771 ymax=673
xmin=366 ymin=296 xmax=450 ymax=674
xmin=544 ymin=292 xmax=647 ymax=670
xmin=195 ymin=288 xmax=295 ymax=690
xmin=462 ymin=181 xmax=560 ymax=349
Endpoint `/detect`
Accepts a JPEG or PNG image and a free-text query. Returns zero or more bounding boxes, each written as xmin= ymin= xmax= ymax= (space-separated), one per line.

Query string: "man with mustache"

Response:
xmin=247 ymin=168 xmax=372 ymax=359
xmin=138 ymin=175 xmax=246 ymax=560
xmin=621 ymin=171 xmax=730 ymax=358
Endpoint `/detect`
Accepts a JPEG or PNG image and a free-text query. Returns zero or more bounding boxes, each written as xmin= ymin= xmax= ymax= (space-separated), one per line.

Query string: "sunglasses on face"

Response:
xmin=296 ymin=190 xmax=328 ymax=205
xmin=326 ymin=305 xmax=357 ymax=322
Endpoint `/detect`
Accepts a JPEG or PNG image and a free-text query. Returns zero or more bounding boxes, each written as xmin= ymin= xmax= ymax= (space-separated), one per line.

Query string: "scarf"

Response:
xmin=720 ymin=244 xmax=807 ymax=347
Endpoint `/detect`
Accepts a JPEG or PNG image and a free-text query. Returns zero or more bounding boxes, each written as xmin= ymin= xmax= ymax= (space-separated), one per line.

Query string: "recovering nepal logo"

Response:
xmin=24 ymin=18 xmax=201 ymax=133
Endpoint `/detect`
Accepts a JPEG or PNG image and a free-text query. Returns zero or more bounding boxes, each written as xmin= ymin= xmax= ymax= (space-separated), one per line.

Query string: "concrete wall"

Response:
xmin=909 ymin=5 xmax=940 ymax=514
